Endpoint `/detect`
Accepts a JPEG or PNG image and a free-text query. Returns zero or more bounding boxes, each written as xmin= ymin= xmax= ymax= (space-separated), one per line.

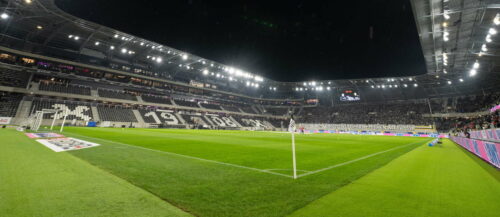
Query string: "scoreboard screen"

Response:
xmin=340 ymin=89 xmax=360 ymax=101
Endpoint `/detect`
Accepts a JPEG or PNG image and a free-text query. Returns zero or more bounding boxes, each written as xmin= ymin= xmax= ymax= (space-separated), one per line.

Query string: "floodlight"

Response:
xmin=473 ymin=62 xmax=479 ymax=69
xmin=110 ymin=46 xmax=115 ymax=50
xmin=488 ymin=28 xmax=497 ymax=35
xmin=469 ymin=69 xmax=477 ymax=77
xmin=1 ymin=13 xmax=9 ymax=19
xmin=182 ymin=54 xmax=188 ymax=60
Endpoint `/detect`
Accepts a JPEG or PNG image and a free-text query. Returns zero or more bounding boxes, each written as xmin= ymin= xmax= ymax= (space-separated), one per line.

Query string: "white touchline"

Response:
xmin=296 ymin=139 xmax=432 ymax=178
xmin=62 ymin=132 xmax=293 ymax=178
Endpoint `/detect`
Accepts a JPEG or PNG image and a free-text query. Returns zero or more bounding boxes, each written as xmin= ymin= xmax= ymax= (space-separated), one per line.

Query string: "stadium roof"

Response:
xmin=0 ymin=0 xmax=499 ymax=98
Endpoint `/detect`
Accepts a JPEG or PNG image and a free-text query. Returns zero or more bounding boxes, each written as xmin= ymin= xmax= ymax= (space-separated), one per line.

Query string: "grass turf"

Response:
xmin=59 ymin=127 xmax=432 ymax=217
xmin=0 ymin=128 xmax=192 ymax=217
xmin=289 ymin=139 xmax=500 ymax=217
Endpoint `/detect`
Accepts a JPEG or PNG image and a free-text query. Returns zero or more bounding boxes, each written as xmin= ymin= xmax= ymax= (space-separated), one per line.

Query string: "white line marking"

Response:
xmin=296 ymin=139 xmax=431 ymax=178
xmin=264 ymin=168 xmax=311 ymax=172
xmin=61 ymin=132 xmax=293 ymax=178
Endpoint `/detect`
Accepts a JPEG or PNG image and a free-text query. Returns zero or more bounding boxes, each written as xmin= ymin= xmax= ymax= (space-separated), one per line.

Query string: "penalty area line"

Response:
xmin=61 ymin=132 xmax=293 ymax=179
xmin=297 ymin=139 xmax=432 ymax=178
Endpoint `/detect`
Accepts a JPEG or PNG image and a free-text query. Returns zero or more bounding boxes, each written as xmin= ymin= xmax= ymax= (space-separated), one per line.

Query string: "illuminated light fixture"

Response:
xmin=114 ymin=34 xmax=119 ymax=38
xmin=473 ymin=61 xmax=479 ymax=69
xmin=311 ymin=81 xmax=316 ymax=86
xmin=255 ymin=84 xmax=259 ymax=88
xmin=443 ymin=69 xmax=447 ymax=74
xmin=68 ymin=35 xmax=73 ymax=38
xmin=25 ymin=0 xmax=33 ymax=4
xmin=36 ymin=25 xmax=43 ymax=30
xmin=447 ymin=80 xmax=452 ymax=85
xmin=481 ymin=44 xmax=488 ymax=52
xmin=442 ymin=22 xmax=448 ymax=27
xmin=409 ymin=78 xmax=413 ymax=81
xmin=246 ymin=81 xmax=250 ymax=86
xmin=391 ymin=78 xmax=395 ymax=82
xmin=443 ymin=10 xmax=450 ymax=20
xmin=121 ymin=48 xmax=127 ymax=53
xmin=366 ymin=80 xmax=369 ymax=83
xmin=203 ymin=69 xmax=209 ymax=75
xmin=182 ymin=54 xmax=188 ymax=60
xmin=1 ymin=13 xmax=9 ymax=19
xmin=443 ymin=31 xmax=449 ymax=41
xmin=459 ymin=78 xmax=464 ymax=82
xmin=486 ymin=34 xmax=492 ymax=43
xmin=152 ymin=46 xmax=156 ymax=49
xmin=94 ymin=41 xmax=100 ymax=46
xmin=387 ymin=79 xmax=390 ymax=82
xmin=381 ymin=85 xmax=385 ymax=88
xmin=140 ymin=42 xmax=144 ymax=46
xmin=371 ymin=85 xmax=374 ymax=88
xmin=110 ymin=46 xmax=115 ymax=50
xmin=494 ymin=14 xmax=500 ymax=25
xmin=156 ymin=57 xmax=162 ymax=63
xmin=478 ymin=52 xmax=483 ymax=57
xmin=469 ymin=69 xmax=477 ymax=77
xmin=128 ymin=51 xmax=133 ymax=54
xmin=389 ymin=85 xmax=393 ymax=88
xmin=328 ymin=81 xmax=332 ymax=84
xmin=436 ymin=75 xmax=440 ymax=78
xmin=394 ymin=85 xmax=398 ymax=88
xmin=74 ymin=36 xmax=80 ymax=40
xmin=303 ymin=82 xmax=307 ymax=86
xmin=327 ymin=87 xmax=331 ymax=90
xmin=414 ymin=83 xmax=418 ymax=87
xmin=488 ymin=28 xmax=497 ymax=35
xmin=121 ymin=36 xmax=126 ymax=40
xmin=210 ymin=63 xmax=214 ymax=67
xmin=403 ymin=84 xmax=408 ymax=87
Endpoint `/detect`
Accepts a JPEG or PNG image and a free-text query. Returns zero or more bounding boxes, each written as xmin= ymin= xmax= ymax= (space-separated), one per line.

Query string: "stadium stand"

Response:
xmin=97 ymin=105 xmax=137 ymax=122
xmin=200 ymin=103 xmax=222 ymax=110
xmin=141 ymin=94 xmax=172 ymax=105
xmin=240 ymin=106 xmax=259 ymax=114
xmin=30 ymin=99 xmax=93 ymax=121
xmin=0 ymin=69 xmax=29 ymax=88
xmin=174 ymin=99 xmax=200 ymax=108
xmin=98 ymin=89 xmax=137 ymax=101
xmin=39 ymin=82 xmax=91 ymax=96
xmin=0 ymin=91 xmax=22 ymax=117
xmin=222 ymin=105 xmax=243 ymax=113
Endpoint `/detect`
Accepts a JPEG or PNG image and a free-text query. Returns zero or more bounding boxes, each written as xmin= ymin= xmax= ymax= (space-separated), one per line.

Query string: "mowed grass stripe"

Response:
xmin=62 ymin=127 xmax=428 ymax=173
xmin=62 ymin=127 xmax=428 ymax=217
xmin=0 ymin=129 xmax=192 ymax=217
xmin=289 ymin=140 xmax=500 ymax=217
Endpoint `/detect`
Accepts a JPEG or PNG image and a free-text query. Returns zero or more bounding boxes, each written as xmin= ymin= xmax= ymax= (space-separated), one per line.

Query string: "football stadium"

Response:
xmin=1 ymin=0 xmax=500 ymax=217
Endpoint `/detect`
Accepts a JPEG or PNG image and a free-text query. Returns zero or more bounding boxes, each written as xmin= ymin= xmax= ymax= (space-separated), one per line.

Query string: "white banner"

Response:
xmin=0 ymin=117 xmax=12 ymax=125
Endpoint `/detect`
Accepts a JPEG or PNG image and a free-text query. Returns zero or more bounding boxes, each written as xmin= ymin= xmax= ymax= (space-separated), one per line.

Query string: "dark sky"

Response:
xmin=56 ymin=0 xmax=427 ymax=82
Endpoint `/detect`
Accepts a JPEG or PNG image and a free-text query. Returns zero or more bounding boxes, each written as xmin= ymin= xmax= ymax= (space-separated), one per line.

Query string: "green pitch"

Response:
xmin=1 ymin=127 xmax=499 ymax=217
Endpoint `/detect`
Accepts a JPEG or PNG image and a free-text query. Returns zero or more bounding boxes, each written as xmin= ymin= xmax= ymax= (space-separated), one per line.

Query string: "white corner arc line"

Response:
xmin=297 ymin=139 xmax=432 ymax=178
xmin=62 ymin=132 xmax=293 ymax=178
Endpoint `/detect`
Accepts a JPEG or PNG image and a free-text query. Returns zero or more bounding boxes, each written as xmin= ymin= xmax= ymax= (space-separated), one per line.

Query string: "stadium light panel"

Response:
xmin=486 ymin=35 xmax=492 ymax=43
xmin=327 ymin=87 xmax=331 ymax=90
xmin=74 ymin=36 xmax=80 ymax=40
xmin=443 ymin=11 xmax=450 ymax=20
xmin=494 ymin=14 xmax=500 ymax=25
xmin=371 ymin=85 xmax=374 ymax=88
xmin=395 ymin=85 xmax=398 ymax=88
xmin=110 ymin=46 xmax=115 ymax=50
xmin=311 ymin=81 xmax=316 ymax=86
xmin=488 ymin=28 xmax=497 ymax=35
xmin=481 ymin=44 xmax=488 ymax=52
xmin=403 ymin=84 xmax=408 ymax=87
xmin=0 ymin=13 xmax=9 ymax=20
xmin=140 ymin=42 xmax=144 ymax=46
xmin=473 ymin=62 xmax=479 ymax=69
xmin=36 ymin=25 xmax=43 ymax=30
xmin=469 ymin=69 xmax=477 ymax=77
xmin=95 ymin=41 xmax=100 ymax=46
xmin=25 ymin=0 xmax=33 ymax=4
xmin=182 ymin=54 xmax=188 ymax=60
xmin=447 ymin=81 xmax=452 ymax=85
xmin=459 ymin=78 xmax=464 ymax=82
xmin=414 ymin=83 xmax=418 ymax=87
xmin=409 ymin=78 xmax=413 ymax=81
xmin=156 ymin=57 xmax=162 ymax=63
xmin=381 ymin=85 xmax=385 ymax=88
xmin=203 ymin=69 xmax=209 ymax=75
xmin=121 ymin=48 xmax=127 ymax=53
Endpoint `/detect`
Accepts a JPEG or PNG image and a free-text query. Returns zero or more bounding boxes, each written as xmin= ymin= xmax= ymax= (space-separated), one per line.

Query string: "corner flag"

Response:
xmin=289 ymin=115 xmax=297 ymax=179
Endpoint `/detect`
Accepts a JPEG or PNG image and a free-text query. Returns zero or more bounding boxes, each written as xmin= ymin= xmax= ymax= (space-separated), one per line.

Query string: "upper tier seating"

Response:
xmin=223 ymin=105 xmax=243 ymax=113
xmin=97 ymin=106 xmax=137 ymax=122
xmin=200 ymin=103 xmax=222 ymax=110
xmin=141 ymin=94 xmax=172 ymax=105
xmin=0 ymin=69 xmax=29 ymax=88
xmin=174 ymin=99 xmax=200 ymax=108
xmin=98 ymin=89 xmax=137 ymax=101
xmin=39 ymin=82 xmax=91 ymax=96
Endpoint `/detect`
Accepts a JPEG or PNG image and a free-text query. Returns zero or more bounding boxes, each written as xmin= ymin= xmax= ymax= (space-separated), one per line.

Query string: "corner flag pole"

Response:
xmin=289 ymin=116 xmax=297 ymax=179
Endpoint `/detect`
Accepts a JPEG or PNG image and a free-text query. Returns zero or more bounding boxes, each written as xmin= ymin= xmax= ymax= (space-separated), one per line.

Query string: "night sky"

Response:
xmin=56 ymin=0 xmax=427 ymax=82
